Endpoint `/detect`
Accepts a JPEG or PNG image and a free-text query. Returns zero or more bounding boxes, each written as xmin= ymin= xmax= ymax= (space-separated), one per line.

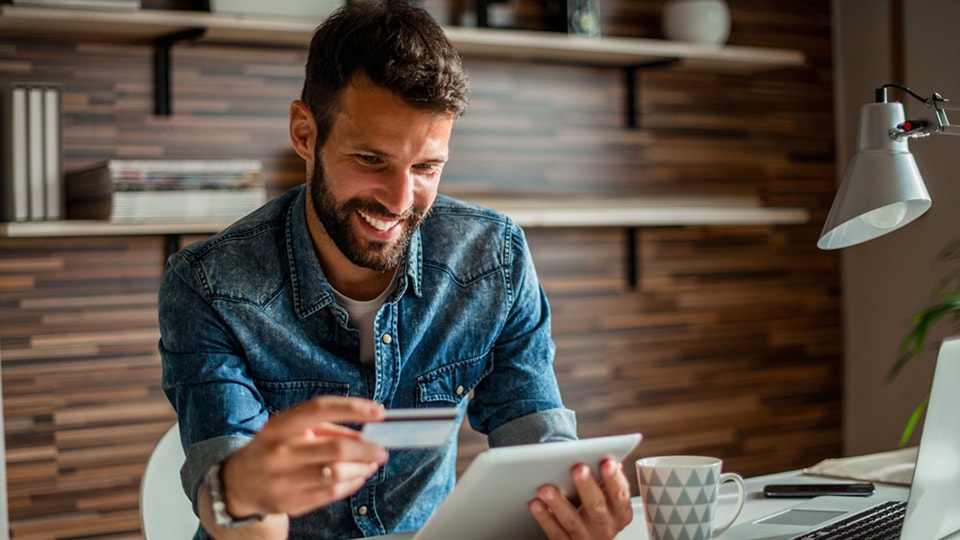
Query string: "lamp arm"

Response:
xmin=893 ymin=92 xmax=960 ymax=139
xmin=929 ymin=95 xmax=960 ymax=136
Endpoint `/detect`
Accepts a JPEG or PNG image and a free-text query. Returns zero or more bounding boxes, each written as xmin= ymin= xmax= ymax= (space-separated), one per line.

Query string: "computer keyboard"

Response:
xmin=793 ymin=500 xmax=907 ymax=539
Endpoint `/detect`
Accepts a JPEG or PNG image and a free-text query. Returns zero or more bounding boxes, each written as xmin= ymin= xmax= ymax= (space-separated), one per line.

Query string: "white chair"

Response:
xmin=140 ymin=423 xmax=200 ymax=539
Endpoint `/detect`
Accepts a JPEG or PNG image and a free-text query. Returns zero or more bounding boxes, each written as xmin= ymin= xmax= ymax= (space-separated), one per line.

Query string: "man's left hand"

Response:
xmin=529 ymin=457 xmax=633 ymax=540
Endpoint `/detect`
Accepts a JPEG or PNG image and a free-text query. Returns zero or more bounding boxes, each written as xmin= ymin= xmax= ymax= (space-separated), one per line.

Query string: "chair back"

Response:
xmin=140 ymin=423 xmax=199 ymax=538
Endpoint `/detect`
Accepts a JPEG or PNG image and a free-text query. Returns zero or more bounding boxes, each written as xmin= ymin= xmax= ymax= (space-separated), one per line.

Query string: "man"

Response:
xmin=158 ymin=1 xmax=633 ymax=538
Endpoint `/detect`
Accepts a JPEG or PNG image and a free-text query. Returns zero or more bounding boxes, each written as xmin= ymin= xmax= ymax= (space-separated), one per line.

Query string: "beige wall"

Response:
xmin=834 ymin=0 xmax=960 ymax=454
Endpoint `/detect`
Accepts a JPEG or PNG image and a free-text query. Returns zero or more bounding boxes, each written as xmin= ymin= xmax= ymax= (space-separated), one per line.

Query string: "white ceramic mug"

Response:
xmin=636 ymin=455 xmax=746 ymax=540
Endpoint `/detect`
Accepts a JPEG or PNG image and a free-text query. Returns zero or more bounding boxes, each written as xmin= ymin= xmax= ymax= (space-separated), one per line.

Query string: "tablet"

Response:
xmin=413 ymin=433 xmax=642 ymax=540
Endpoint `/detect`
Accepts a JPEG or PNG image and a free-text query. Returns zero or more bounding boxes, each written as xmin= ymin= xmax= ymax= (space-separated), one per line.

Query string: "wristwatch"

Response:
xmin=205 ymin=463 xmax=265 ymax=529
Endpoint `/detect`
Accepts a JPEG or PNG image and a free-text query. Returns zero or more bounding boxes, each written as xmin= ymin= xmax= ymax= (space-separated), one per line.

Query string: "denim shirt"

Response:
xmin=158 ymin=186 xmax=577 ymax=539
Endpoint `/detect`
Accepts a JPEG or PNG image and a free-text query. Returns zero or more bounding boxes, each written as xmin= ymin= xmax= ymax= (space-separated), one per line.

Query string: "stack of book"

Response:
xmin=65 ymin=159 xmax=267 ymax=223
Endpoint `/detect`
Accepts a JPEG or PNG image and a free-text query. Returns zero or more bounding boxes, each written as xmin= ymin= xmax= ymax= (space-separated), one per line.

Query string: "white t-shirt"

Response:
xmin=330 ymin=272 xmax=398 ymax=366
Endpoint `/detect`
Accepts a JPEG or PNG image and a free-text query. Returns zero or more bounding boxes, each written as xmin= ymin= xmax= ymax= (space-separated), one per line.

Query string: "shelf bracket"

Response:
xmin=624 ymin=67 xmax=639 ymax=129
xmin=626 ymin=227 xmax=640 ymax=290
xmin=154 ymin=28 xmax=206 ymax=116
xmin=622 ymin=59 xmax=681 ymax=129
xmin=164 ymin=234 xmax=182 ymax=262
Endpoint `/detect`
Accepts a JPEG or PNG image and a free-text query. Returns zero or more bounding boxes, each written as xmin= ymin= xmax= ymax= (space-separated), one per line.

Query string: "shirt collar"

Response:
xmin=404 ymin=228 xmax=424 ymax=299
xmin=285 ymin=186 xmax=424 ymax=320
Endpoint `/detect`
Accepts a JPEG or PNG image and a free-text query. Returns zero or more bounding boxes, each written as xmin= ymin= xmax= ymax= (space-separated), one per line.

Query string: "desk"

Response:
xmin=372 ymin=471 xmax=911 ymax=539
xmin=616 ymin=470 xmax=910 ymax=539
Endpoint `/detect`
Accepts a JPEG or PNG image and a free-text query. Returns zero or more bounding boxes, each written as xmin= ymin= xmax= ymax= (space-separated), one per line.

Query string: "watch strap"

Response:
xmin=205 ymin=462 xmax=265 ymax=529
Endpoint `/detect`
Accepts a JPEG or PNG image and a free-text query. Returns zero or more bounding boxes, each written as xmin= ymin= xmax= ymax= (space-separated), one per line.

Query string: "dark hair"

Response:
xmin=301 ymin=0 xmax=471 ymax=146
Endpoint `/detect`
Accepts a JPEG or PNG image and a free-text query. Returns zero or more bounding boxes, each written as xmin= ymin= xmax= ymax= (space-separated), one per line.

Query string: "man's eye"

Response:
xmin=357 ymin=154 xmax=380 ymax=164
xmin=415 ymin=163 xmax=441 ymax=172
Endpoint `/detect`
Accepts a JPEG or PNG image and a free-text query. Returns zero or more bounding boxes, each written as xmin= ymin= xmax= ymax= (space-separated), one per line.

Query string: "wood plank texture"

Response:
xmin=0 ymin=0 xmax=838 ymax=537
xmin=0 ymin=237 xmax=175 ymax=540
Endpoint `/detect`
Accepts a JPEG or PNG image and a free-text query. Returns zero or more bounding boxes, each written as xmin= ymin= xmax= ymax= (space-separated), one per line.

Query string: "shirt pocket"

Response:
xmin=256 ymin=379 xmax=350 ymax=415
xmin=415 ymin=353 xmax=492 ymax=406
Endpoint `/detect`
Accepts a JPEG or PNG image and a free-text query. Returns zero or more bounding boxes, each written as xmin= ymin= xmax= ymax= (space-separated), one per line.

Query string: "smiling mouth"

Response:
xmin=358 ymin=211 xmax=400 ymax=232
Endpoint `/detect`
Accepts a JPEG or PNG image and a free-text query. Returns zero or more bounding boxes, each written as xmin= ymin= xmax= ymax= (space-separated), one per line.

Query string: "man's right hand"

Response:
xmin=199 ymin=396 xmax=389 ymax=538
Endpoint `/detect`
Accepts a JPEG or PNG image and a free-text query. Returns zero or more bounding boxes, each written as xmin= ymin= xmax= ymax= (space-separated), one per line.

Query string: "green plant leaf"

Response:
xmin=892 ymin=297 xmax=960 ymax=381
xmin=899 ymin=393 xmax=930 ymax=448
xmin=938 ymin=237 xmax=960 ymax=261
xmin=894 ymin=246 xmax=960 ymax=447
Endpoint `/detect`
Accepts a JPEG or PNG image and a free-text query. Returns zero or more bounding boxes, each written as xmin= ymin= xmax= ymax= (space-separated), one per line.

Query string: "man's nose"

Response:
xmin=376 ymin=168 xmax=415 ymax=215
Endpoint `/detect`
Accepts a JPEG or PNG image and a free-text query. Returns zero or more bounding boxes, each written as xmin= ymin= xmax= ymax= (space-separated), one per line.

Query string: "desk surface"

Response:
xmin=370 ymin=470 xmax=912 ymax=540
xmin=617 ymin=470 xmax=911 ymax=539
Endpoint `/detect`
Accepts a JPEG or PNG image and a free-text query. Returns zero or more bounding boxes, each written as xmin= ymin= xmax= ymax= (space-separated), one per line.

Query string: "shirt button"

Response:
xmin=358 ymin=505 xmax=368 ymax=516
xmin=381 ymin=334 xmax=393 ymax=344
xmin=455 ymin=385 xmax=464 ymax=396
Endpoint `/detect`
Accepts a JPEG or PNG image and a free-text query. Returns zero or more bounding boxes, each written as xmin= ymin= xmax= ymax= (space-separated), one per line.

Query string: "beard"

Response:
xmin=308 ymin=153 xmax=429 ymax=272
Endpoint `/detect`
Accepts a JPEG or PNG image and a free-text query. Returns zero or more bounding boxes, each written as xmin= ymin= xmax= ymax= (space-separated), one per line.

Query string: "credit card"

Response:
xmin=361 ymin=407 xmax=459 ymax=448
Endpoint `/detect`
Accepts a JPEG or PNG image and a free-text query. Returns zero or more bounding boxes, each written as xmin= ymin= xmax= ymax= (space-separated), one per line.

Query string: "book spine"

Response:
xmin=43 ymin=86 xmax=63 ymax=220
xmin=27 ymin=86 xmax=45 ymax=221
xmin=107 ymin=189 xmax=267 ymax=222
xmin=8 ymin=86 xmax=30 ymax=221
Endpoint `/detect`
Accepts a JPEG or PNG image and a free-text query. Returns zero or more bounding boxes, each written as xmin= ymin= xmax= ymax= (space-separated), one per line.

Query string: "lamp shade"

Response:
xmin=818 ymin=102 xmax=932 ymax=250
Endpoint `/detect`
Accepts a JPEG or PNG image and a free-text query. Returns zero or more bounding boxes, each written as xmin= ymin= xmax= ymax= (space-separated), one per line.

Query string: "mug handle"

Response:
xmin=713 ymin=472 xmax=746 ymax=537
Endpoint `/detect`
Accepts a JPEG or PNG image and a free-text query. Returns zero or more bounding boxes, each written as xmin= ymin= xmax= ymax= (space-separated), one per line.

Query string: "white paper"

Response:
xmin=803 ymin=446 xmax=918 ymax=486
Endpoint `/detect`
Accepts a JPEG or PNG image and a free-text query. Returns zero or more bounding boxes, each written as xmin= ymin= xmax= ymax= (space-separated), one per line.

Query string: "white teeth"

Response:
xmin=359 ymin=212 xmax=397 ymax=231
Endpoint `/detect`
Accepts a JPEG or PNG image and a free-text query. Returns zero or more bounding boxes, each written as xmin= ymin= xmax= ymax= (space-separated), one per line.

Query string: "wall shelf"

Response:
xmin=0 ymin=196 xmax=808 ymax=238
xmin=0 ymin=219 xmax=227 ymax=238
xmin=0 ymin=195 xmax=808 ymax=289
xmin=464 ymin=195 xmax=809 ymax=227
xmin=0 ymin=5 xmax=805 ymax=119
xmin=459 ymin=195 xmax=809 ymax=289
xmin=0 ymin=6 xmax=805 ymax=71
xmin=443 ymin=27 xmax=805 ymax=73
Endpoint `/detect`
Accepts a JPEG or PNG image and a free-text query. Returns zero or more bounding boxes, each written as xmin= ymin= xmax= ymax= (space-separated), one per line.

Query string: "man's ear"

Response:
xmin=289 ymin=100 xmax=316 ymax=162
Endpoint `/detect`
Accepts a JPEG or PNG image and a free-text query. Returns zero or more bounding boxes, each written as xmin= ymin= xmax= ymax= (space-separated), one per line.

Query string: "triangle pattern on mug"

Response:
xmin=639 ymin=467 xmax=719 ymax=540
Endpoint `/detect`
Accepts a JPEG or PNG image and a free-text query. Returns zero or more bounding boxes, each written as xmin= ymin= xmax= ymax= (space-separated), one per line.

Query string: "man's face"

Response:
xmin=308 ymin=77 xmax=454 ymax=272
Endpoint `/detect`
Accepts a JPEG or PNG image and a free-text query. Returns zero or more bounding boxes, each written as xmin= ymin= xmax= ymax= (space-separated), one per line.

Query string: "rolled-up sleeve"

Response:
xmin=488 ymin=408 xmax=578 ymax=447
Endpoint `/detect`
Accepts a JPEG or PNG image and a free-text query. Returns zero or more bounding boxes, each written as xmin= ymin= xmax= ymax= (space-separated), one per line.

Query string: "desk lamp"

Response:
xmin=818 ymin=84 xmax=960 ymax=250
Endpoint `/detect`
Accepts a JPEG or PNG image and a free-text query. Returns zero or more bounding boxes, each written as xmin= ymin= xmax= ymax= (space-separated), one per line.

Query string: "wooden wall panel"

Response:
xmin=0 ymin=0 xmax=839 ymax=537
xmin=523 ymin=225 xmax=841 ymax=481
xmin=0 ymin=237 xmax=176 ymax=539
